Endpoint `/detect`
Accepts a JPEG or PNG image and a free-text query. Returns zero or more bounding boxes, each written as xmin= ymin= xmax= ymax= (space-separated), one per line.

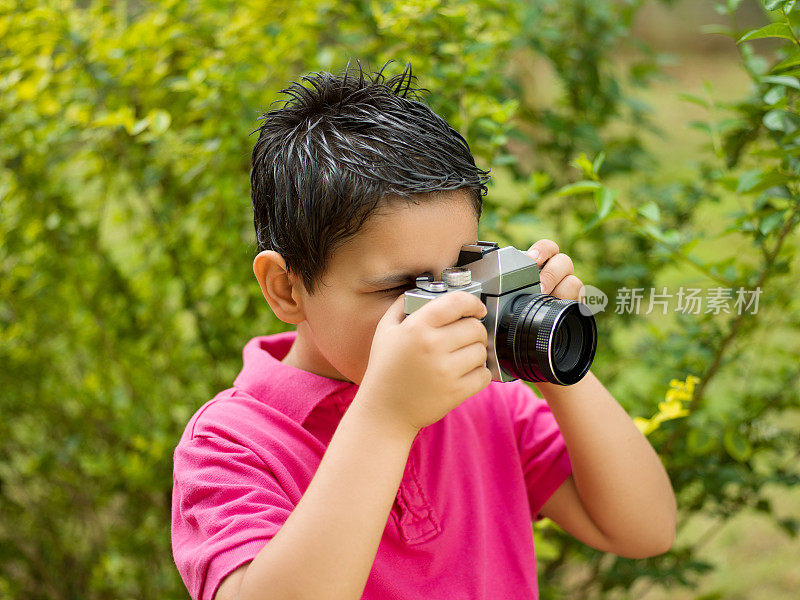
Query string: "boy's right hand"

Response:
xmin=356 ymin=291 xmax=492 ymax=435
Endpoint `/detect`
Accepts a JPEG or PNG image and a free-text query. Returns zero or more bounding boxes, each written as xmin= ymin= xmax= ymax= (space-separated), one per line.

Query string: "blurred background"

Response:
xmin=1 ymin=0 xmax=799 ymax=598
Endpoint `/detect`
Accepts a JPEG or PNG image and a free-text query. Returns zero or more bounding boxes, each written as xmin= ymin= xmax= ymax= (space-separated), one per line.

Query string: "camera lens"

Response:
xmin=496 ymin=294 xmax=597 ymax=385
xmin=553 ymin=312 xmax=584 ymax=373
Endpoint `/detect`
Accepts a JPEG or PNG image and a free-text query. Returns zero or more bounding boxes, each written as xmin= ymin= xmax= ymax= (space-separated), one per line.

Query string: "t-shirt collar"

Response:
xmin=233 ymin=330 xmax=358 ymax=425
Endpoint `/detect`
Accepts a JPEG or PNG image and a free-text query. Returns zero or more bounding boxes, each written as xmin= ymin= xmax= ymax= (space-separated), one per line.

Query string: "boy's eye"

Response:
xmin=379 ymin=285 xmax=410 ymax=294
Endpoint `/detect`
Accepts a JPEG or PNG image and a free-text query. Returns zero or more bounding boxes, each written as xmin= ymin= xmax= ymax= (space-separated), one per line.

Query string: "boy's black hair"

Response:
xmin=250 ymin=61 xmax=491 ymax=296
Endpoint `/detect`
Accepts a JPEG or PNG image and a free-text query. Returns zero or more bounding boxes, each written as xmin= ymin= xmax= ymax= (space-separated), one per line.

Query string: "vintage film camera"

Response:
xmin=403 ymin=241 xmax=597 ymax=385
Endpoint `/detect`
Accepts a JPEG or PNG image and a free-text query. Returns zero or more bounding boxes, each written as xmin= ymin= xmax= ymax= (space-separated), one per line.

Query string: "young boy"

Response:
xmin=171 ymin=63 xmax=677 ymax=600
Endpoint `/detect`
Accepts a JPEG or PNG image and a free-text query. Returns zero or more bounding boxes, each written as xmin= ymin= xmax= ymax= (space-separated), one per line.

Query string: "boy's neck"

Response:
xmin=281 ymin=323 xmax=353 ymax=384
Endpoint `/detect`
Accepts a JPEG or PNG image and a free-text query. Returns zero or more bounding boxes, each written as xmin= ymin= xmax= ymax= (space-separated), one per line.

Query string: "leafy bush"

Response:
xmin=1 ymin=0 xmax=797 ymax=598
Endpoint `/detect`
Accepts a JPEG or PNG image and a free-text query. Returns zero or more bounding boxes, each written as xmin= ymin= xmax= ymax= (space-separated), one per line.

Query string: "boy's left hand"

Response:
xmin=525 ymin=239 xmax=583 ymax=301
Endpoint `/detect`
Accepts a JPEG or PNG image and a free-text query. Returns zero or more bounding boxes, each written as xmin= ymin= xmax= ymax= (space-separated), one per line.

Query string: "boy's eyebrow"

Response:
xmin=359 ymin=239 xmax=478 ymax=287
xmin=359 ymin=271 xmax=419 ymax=287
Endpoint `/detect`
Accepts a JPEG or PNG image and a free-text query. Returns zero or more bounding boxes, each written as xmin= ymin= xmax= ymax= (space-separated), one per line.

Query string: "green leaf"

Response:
xmin=693 ymin=592 xmax=725 ymax=600
xmin=759 ymin=210 xmax=786 ymax=235
xmin=677 ymin=92 xmax=709 ymax=108
xmin=493 ymin=154 xmax=517 ymax=166
xmin=771 ymin=50 xmax=800 ymax=72
xmin=775 ymin=67 xmax=800 ymax=78
xmin=752 ymin=147 xmax=795 ymax=159
xmin=717 ymin=117 xmax=749 ymax=133
xmin=736 ymin=169 xmax=765 ymax=193
xmin=641 ymin=222 xmax=667 ymax=243
xmin=763 ymin=85 xmax=786 ymax=105
xmin=778 ymin=518 xmax=799 ymax=538
xmin=680 ymin=237 xmax=701 ymax=254
xmin=594 ymin=186 xmax=616 ymax=219
xmin=569 ymin=152 xmax=595 ymax=178
xmin=149 ymin=109 xmax=172 ymax=135
xmin=700 ymin=24 xmax=736 ymax=38
xmin=687 ymin=428 xmax=718 ymax=456
xmin=738 ymin=22 xmax=796 ymax=43
xmin=763 ymin=109 xmax=797 ymax=132
xmin=688 ymin=120 xmax=712 ymax=134
xmin=556 ymin=180 xmax=602 ymax=196
xmin=638 ymin=201 xmax=660 ymax=222
xmin=528 ymin=171 xmax=552 ymax=193
xmin=130 ymin=117 xmax=150 ymax=136
xmin=755 ymin=498 xmax=773 ymax=514
xmin=745 ymin=170 xmax=793 ymax=194
xmin=764 ymin=0 xmax=796 ymax=11
xmin=592 ymin=151 xmax=606 ymax=175
xmin=723 ymin=428 xmax=752 ymax=462
xmin=760 ymin=75 xmax=800 ymax=90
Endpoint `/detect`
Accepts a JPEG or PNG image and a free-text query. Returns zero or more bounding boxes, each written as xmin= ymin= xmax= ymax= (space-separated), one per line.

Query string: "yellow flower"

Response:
xmin=637 ymin=374 xmax=699 ymax=436
xmin=634 ymin=416 xmax=658 ymax=436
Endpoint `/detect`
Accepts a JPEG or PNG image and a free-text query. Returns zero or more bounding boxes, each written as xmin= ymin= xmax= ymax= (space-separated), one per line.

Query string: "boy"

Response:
xmin=171 ymin=63 xmax=677 ymax=600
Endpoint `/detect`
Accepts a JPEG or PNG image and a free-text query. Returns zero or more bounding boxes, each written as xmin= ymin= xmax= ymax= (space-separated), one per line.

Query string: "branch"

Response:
xmin=660 ymin=205 xmax=800 ymax=456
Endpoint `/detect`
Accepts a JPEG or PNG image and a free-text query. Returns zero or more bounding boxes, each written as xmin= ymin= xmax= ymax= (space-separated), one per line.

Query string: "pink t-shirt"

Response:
xmin=171 ymin=330 xmax=572 ymax=600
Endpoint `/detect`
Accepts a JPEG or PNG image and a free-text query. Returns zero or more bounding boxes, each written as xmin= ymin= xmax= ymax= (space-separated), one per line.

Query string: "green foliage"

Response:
xmin=1 ymin=0 xmax=798 ymax=598
xmin=538 ymin=1 xmax=800 ymax=596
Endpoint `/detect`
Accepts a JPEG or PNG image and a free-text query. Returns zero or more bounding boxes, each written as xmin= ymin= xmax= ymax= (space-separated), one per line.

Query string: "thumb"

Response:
xmin=380 ymin=293 xmax=408 ymax=326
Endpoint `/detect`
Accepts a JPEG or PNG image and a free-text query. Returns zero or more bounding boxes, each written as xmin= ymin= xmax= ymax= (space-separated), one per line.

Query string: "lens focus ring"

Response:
xmin=497 ymin=293 xmax=597 ymax=385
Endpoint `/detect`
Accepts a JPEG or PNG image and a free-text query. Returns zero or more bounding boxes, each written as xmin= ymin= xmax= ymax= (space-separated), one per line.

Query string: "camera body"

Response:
xmin=403 ymin=241 xmax=597 ymax=385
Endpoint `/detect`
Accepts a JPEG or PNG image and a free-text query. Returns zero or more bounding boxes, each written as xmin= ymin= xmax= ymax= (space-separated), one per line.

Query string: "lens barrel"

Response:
xmin=496 ymin=294 xmax=597 ymax=385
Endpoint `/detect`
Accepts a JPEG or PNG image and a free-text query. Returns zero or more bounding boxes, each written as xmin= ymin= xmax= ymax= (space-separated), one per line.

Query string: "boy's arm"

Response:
xmin=235 ymin=395 xmax=417 ymax=600
xmin=524 ymin=238 xmax=677 ymax=558
xmin=534 ymin=371 xmax=677 ymax=558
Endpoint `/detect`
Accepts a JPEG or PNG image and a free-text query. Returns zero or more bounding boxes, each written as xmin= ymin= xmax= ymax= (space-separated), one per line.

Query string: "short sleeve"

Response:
xmin=171 ymin=434 xmax=294 ymax=600
xmin=506 ymin=381 xmax=573 ymax=522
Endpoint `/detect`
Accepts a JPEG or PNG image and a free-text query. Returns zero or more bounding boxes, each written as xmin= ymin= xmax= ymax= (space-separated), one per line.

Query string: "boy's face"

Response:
xmin=276 ymin=189 xmax=480 ymax=385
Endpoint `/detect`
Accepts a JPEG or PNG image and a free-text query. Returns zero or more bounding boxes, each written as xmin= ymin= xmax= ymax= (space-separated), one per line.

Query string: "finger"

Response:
xmin=539 ymin=252 xmax=574 ymax=295
xmin=550 ymin=274 xmax=583 ymax=301
xmin=413 ymin=290 xmax=486 ymax=328
xmin=449 ymin=341 xmax=489 ymax=376
xmin=527 ymin=239 xmax=559 ymax=266
xmin=438 ymin=315 xmax=488 ymax=351
xmin=383 ymin=293 xmax=410 ymax=325
xmin=457 ymin=364 xmax=493 ymax=396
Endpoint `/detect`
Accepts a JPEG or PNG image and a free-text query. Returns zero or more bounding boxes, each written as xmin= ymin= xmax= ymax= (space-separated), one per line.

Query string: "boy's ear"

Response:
xmin=253 ymin=251 xmax=306 ymax=325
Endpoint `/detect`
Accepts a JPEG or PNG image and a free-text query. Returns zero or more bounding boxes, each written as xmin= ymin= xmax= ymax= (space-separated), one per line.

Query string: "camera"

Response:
xmin=403 ymin=241 xmax=597 ymax=385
